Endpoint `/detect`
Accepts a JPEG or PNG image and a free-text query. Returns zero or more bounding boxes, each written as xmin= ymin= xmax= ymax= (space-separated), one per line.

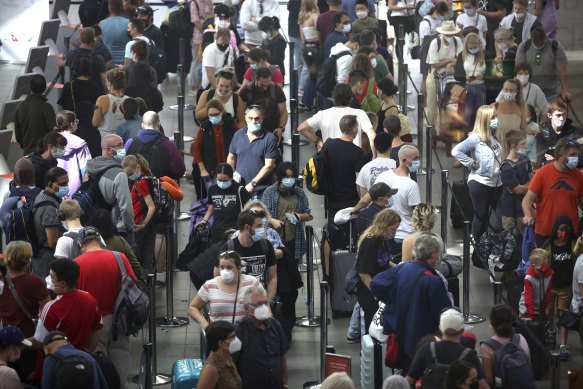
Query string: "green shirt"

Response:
xmin=351 ymin=17 xmax=379 ymax=35
xmin=373 ymin=54 xmax=390 ymax=81
xmin=276 ymin=188 xmax=299 ymax=242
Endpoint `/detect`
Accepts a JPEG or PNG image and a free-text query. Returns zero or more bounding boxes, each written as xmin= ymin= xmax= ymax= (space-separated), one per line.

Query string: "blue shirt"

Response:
xmin=228 ymin=128 xmax=279 ymax=191
xmin=322 ymin=30 xmax=349 ymax=61
xmin=42 ymin=344 xmax=109 ymax=389
xmin=116 ymin=115 xmax=142 ymax=142
xmin=100 ymin=16 xmax=130 ymax=65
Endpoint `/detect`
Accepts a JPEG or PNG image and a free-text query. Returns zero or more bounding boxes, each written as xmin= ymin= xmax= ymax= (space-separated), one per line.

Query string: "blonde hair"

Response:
xmin=59 ymin=200 xmax=82 ymax=220
xmin=412 ymin=203 xmax=437 ymax=232
xmin=462 ymin=32 xmax=485 ymax=65
xmin=357 ymin=209 xmax=401 ymax=249
xmin=244 ymin=200 xmax=273 ymax=219
xmin=298 ymin=0 xmax=318 ymax=25
xmin=470 ymin=105 xmax=496 ymax=142
xmin=5 ymin=241 xmax=33 ymax=272
xmin=122 ymin=154 xmax=152 ymax=174
xmin=321 ymin=372 xmax=354 ymax=389
xmin=530 ymin=248 xmax=550 ymax=266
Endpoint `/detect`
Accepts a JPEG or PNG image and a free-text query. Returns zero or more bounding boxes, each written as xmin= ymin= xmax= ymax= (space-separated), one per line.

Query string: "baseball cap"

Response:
xmin=78 ymin=226 xmax=101 ymax=244
xmin=214 ymin=4 xmax=232 ymax=18
xmin=334 ymin=207 xmax=358 ymax=225
xmin=439 ymin=308 xmax=464 ymax=333
xmin=0 ymin=326 xmax=32 ymax=347
xmin=137 ymin=5 xmax=154 ymax=16
xmin=43 ymin=330 xmax=68 ymax=346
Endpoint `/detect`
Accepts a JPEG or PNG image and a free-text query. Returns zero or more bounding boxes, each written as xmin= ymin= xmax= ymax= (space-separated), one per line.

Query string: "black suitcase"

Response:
xmin=330 ymin=250 xmax=358 ymax=318
xmin=450 ymin=180 xmax=474 ymax=229
xmin=515 ymin=316 xmax=550 ymax=380
xmin=506 ymin=276 xmax=525 ymax=314
xmin=447 ymin=276 xmax=459 ymax=307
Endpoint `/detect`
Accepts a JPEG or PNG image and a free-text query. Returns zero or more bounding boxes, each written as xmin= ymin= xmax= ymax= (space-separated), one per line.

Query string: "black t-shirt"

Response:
xmin=221 ymin=238 xmax=276 ymax=288
xmin=57 ymin=79 xmax=101 ymax=112
xmin=239 ymin=83 xmax=287 ymax=133
xmin=324 ymin=138 xmax=365 ymax=203
xmin=65 ymin=48 xmax=106 ymax=93
xmin=263 ymin=35 xmax=287 ymax=76
xmin=550 ymin=243 xmax=574 ymax=288
xmin=143 ymin=25 xmax=165 ymax=52
xmin=357 ymin=203 xmax=384 ymax=234
xmin=499 ymin=156 xmax=532 ymax=217
xmin=208 ymin=183 xmax=251 ymax=237
xmin=408 ymin=341 xmax=486 ymax=380
xmin=356 ymin=237 xmax=392 ymax=281
xmin=479 ymin=0 xmax=508 ymax=52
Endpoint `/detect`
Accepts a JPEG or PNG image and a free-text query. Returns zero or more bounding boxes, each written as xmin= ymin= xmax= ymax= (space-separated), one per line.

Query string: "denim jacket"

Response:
xmin=452 ymin=134 xmax=501 ymax=178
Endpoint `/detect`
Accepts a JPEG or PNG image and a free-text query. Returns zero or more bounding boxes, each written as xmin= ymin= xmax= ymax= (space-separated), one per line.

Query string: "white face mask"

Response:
xmin=261 ymin=31 xmax=269 ymax=40
xmin=516 ymin=74 xmax=529 ymax=86
xmin=227 ymin=336 xmax=242 ymax=353
xmin=45 ymin=274 xmax=55 ymax=291
xmin=443 ymin=35 xmax=453 ymax=44
xmin=220 ymin=269 xmax=235 ymax=283
xmin=371 ymin=58 xmax=378 ymax=68
xmin=356 ymin=11 xmax=368 ymax=19
xmin=253 ymin=303 xmax=270 ymax=321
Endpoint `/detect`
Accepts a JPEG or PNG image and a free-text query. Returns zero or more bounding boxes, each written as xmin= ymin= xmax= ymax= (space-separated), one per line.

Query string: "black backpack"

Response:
xmin=132 ymin=176 xmax=174 ymax=223
xmin=168 ymin=3 xmax=193 ymax=41
xmin=62 ymin=230 xmax=82 ymax=260
xmin=3 ymin=186 xmax=44 ymax=255
xmin=72 ymin=166 xmax=118 ymax=224
xmin=93 ymin=351 xmax=121 ymax=389
xmin=147 ymin=41 xmax=167 ymax=84
xmin=126 ymin=136 xmax=170 ymax=178
xmin=52 ymin=352 xmax=95 ymax=389
xmin=522 ymin=38 xmax=558 ymax=58
xmin=482 ymin=334 xmax=536 ymax=388
xmin=317 ymin=51 xmax=352 ymax=98
xmin=421 ymin=342 xmax=471 ymax=389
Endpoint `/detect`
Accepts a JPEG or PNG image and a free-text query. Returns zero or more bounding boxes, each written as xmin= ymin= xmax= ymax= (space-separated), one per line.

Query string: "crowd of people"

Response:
xmin=0 ymin=0 xmax=580 ymax=387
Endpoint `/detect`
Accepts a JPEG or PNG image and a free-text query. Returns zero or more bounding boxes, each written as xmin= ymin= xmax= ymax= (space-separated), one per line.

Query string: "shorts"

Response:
xmin=548 ymin=286 xmax=572 ymax=317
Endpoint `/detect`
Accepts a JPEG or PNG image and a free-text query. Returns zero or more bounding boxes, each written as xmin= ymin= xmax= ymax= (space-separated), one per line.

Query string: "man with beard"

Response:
xmin=137 ymin=5 xmax=164 ymax=51
xmin=201 ymin=28 xmax=237 ymax=89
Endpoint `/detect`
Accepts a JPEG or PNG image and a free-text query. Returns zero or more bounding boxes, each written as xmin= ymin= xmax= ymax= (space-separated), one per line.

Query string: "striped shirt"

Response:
xmin=198 ymin=275 xmax=263 ymax=323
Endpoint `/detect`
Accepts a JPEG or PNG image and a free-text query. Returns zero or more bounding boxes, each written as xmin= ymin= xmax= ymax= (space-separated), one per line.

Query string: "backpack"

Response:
xmin=317 ymin=51 xmax=352 ymax=98
xmin=421 ymin=343 xmax=471 ymax=389
xmin=111 ymin=251 xmax=150 ymax=340
xmin=126 ymin=136 xmax=170 ymax=178
xmin=482 ymin=334 xmax=536 ymax=388
xmin=72 ymin=166 xmax=117 ymax=224
xmin=3 ymin=187 xmax=44 ymax=254
xmin=93 ymin=351 xmax=121 ymax=389
xmin=420 ymin=31 xmax=458 ymax=76
xmin=360 ymin=79 xmax=381 ymax=114
xmin=63 ymin=230 xmax=82 ymax=260
xmin=168 ymin=3 xmax=193 ymax=40
xmin=147 ymin=40 xmax=167 ymax=84
xmin=52 ymin=352 xmax=95 ymax=389
xmin=132 ymin=176 xmax=175 ymax=223
xmin=303 ymin=140 xmax=329 ymax=195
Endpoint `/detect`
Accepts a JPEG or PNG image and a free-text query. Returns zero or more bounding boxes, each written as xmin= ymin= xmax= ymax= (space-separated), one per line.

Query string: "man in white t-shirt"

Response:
xmin=356 ymin=132 xmax=396 ymax=197
xmin=201 ymin=28 xmax=236 ymax=89
xmin=330 ymin=33 xmax=360 ymax=83
xmin=123 ymin=18 xmax=150 ymax=66
xmin=298 ymin=83 xmax=376 ymax=152
xmin=353 ymin=144 xmax=421 ymax=254
xmin=456 ymin=0 xmax=488 ymax=46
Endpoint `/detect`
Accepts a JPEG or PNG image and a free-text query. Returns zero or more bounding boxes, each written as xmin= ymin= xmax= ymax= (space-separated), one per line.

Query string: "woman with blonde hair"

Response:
xmin=92 ymin=68 xmax=129 ymax=137
xmin=356 ymin=209 xmax=401 ymax=333
xmin=495 ymin=78 xmax=528 ymax=159
xmin=454 ymin=32 xmax=486 ymax=130
xmin=298 ymin=0 xmax=319 ymax=110
xmin=321 ymin=372 xmax=354 ymax=389
xmin=452 ymin=105 xmax=502 ymax=240
xmin=401 ymin=203 xmax=438 ymax=262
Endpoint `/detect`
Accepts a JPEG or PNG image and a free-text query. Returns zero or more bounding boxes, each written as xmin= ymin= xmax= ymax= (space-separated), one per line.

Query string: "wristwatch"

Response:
xmin=251 ymin=180 xmax=258 ymax=188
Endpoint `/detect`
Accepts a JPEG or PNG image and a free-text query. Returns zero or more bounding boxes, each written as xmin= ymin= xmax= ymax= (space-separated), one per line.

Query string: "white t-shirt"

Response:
xmin=463 ymin=55 xmax=487 ymax=78
xmin=356 ymin=157 xmax=397 ymax=190
xmin=419 ymin=16 xmax=441 ymax=43
xmin=201 ymin=42 xmax=236 ymax=89
xmin=426 ymin=36 xmax=463 ymax=72
xmin=124 ymin=36 xmax=150 ymax=60
xmin=375 ymin=169 xmax=421 ymax=240
xmin=456 ymin=13 xmax=488 ymax=46
xmin=391 ymin=0 xmax=416 ymax=17
xmin=306 ymin=106 xmax=373 ymax=148
xmin=54 ymin=227 xmax=107 ymax=260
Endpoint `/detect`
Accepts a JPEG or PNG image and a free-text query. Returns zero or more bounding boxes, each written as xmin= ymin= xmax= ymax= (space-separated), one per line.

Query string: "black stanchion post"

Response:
xmin=397 ymin=25 xmax=405 ymax=63
xmin=551 ymin=352 xmax=560 ymax=389
xmin=462 ymin=221 xmax=486 ymax=324
xmin=399 ymin=64 xmax=407 ymax=114
xmin=440 ymin=170 xmax=448 ymax=248
xmin=320 ymin=281 xmax=330 ymax=382
xmin=177 ymin=64 xmax=185 ymax=142
xmin=143 ymin=343 xmax=153 ymax=389
xmin=493 ymin=281 xmax=502 ymax=305
xmin=425 ymin=126 xmax=433 ymax=203
xmin=416 ymin=93 xmax=426 ymax=176
xmin=292 ymin=133 xmax=300 ymax=171
xmin=296 ymin=225 xmax=322 ymax=327
xmin=289 ymin=40 xmax=295 ymax=74
xmin=147 ymin=274 xmax=171 ymax=384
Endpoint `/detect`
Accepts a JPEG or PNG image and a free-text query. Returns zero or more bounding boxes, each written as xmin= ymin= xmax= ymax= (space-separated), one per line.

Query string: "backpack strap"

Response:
xmin=227 ymin=239 xmax=235 ymax=251
xmin=112 ymin=251 xmax=128 ymax=280
xmin=5 ymin=274 xmax=33 ymax=319
xmin=481 ymin=337 xmax=503 ymax=352
xmin=246 ymin=82 xmax=253 ymax=104
xmin=429 ymin=341 xmax=438 ymax=363
xmin=269 ymin=83 xmax=276 ymax=101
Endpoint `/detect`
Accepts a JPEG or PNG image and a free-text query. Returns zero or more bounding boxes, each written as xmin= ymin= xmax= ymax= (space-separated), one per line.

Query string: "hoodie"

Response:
xmin=57 ymin=132 xmax=92 ymax=196
xmin=28 ymin=152 xmax=57 ymax=189
xmin=519 ymin=263 xmax=553 ymax=319
xmin=86 ymin=157 xmax=134 ymax=233
xmin=330 ymin=42 xmax=353 ymax=83
xmin=542 ymin=215 xmax=577 ymax=288
xmin=124 ymin=129 xmax=186 ymax=179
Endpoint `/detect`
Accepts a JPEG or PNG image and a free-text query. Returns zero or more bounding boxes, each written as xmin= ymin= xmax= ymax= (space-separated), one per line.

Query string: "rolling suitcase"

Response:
xmin=329 ymin=220 xmax=357 ymax=318
xmin=171 ymin=359 xmax=203 ymax=389
xmin=361 ymin=334 xmax=392 ymax=389
xmin=450 ymin=180 xmax=473 ymax=229
xmin=515 ymin=316 xmax=550 ymax=380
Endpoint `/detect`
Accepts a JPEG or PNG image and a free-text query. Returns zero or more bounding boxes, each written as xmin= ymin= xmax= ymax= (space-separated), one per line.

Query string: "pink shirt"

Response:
xmin=479 ymin=334 xmax=530 ymax=360
xmin=191 ymin=0 xmax=214 ymax=45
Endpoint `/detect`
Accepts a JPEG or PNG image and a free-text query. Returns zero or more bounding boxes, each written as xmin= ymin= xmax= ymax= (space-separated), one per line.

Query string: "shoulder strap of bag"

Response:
xmin=112 ymin=251 xmax=127 ymax=281
xmin=5 ymin=274 xmax=33 ymax=319
xmin=396 ymin=270 xmax=428 ymax=337
xmin=237 ymin=185 xmax=244 ymax=211
xmin=227 ymin=239 xmax=235 ymax=251
xmin=231 ymin=273 xmax=241 ymax=323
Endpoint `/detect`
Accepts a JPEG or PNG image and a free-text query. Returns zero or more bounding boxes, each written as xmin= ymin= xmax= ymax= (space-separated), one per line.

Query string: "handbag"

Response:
xmin=472 ymin=226 xmax=522 ymax=271
xmin=449 ymin=84 xmax=467 ymax=105
xmin=559 ymin=309 xmax=583 ymax=331
xmin=344 ymin=261 xmax=360 ymax=295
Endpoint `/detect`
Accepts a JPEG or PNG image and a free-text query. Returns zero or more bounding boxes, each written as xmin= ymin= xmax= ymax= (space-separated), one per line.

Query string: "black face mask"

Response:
xmin=216 ymin=43 xmax=229 ymax=52
xmin=127 ymin=31 xmax=133 ymax=40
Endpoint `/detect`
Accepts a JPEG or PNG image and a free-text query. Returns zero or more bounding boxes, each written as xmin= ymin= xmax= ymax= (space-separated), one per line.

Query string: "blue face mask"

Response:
xmin=209 ymin=115 xmax=222 ymax=125
xmin=249 ymin=123 xmax=262 ymax=132
xmin=281 ymin=178 xmax=296 ymax=188
xmin=129 ymin=172 xmax=141 ymax=181
xmin=409 ymin=160 xmax=421 ymax=173
xmin=251 ymin=227 xmax=266 ymax=242
xmin=217 ymin=180 xmax=231 ymax=190
xmin=52 ymin=148 xmax=66 ymax=159
xmin=490 ymin=117 xmax=499 ymax=131
xmin=567 ymin=156 xmax=579 ymax=170
xmin=468 ymin=47 xmax=480 ymax=55
xmin=386 ymin=196 xmax=394 ymax=208
xmin=463 ymin=8 xmax=476 ymax=16
xmin=516 ymin=149 xmax=528 ymax=156
xmin=250 ymin=63 xmax=258 ymax=70
xmin=342 ymin=24 xmax=351 ymax=33
xmin=56 ymin=186 xmax=69 ymax=198
xmin=114 ymin=148 xmax=126 ymax=162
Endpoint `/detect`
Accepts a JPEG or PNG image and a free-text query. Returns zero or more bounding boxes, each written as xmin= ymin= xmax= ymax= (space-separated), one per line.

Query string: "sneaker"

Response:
xmin=560 ymin=345 xmax=570 ymax=361
xmin=346 ymin=337 xmax=360 ymax=344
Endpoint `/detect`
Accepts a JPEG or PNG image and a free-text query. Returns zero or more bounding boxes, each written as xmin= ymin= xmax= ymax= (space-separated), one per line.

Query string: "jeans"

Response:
xmin=467 ymin=180 xmax=502 ymax=240
xmin=347 ymin=302 xmax=362 ymax=340
xmin=302 ymin=72 xmax=317 ymax=109
xmin=189 ymin=43 xmax=202 ymax=90
xmin=135 ymin=221 xmax=158 ymax=274
xmin=289 ymin=36 xmax=304 ymax=75
xmin=465 ymin=83 xmax=486 ymax=131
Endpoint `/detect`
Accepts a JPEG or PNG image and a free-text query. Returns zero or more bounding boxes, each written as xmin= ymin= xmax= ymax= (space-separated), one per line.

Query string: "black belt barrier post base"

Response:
xmin=296 ymin=225 xmax=322 ymax=328
xmin=462 ymin=221 xmax=486 ymax=325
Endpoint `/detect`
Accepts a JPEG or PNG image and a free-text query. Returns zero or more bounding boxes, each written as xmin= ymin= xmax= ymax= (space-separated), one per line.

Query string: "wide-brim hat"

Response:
xmin=436 ymin=21 xmax=461 ymax=36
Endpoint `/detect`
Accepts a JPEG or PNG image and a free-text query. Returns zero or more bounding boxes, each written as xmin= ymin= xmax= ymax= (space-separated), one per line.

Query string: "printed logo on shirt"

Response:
xmin=554 ymin=252 xmax=571 ymax=262
xmin=550 ymin=178 xmax=575 ymax=192
xmin=478 ymin=0 xmax=488 ymax=10
xmin=212 ymin=194 xmax=237 ymax=208
xmin=369 ymin=166 xmax=390 ymax=187
xmin=241 ymin=255 xmax=267 ymax=286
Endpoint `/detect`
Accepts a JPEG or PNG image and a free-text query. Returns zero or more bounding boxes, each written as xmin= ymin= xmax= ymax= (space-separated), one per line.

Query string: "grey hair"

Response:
xmin=382 ymin=375 xmax=410 ymax=389
xmin=321 ymin=372 xmax=354 ymax=389
xmin=412 ymin=232 xmax=444 ymax=262
xmin=243 ymin=286 xmax=266 ymax=305
xmin=101 ymin=134 xmax=123 ymax=150
xmin=142 ymin=111 xmax=160 ymax=128
xmin=397 ymin=144 xmax=418 ymax=161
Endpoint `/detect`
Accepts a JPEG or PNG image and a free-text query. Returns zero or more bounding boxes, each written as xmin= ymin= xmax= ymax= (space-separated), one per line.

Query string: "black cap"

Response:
xmin=78 ymin=226 xmax=101 ymax=244
xmin=137 ymin=5 xmax=154 ymax=16
xmin=214 ymin=4 xmax=231 ymax=18
xmin=43 ymin=330 xmax=68 ymax=346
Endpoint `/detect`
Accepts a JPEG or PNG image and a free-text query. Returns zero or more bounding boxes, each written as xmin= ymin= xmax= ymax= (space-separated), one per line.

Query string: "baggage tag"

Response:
xmin=233 ymin=171 xmax=242 ymax=183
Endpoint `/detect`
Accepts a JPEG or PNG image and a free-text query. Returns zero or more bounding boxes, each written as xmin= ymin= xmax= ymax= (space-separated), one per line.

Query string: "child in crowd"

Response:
xmin=499 ymin=130 xmax=532 ymax=232
xmin=543 ymin=216 xmax=578 ymax=360
xmin=525 ymin=104 xmax=541 ymax=166
xmin=519 ymin=249 xmax=553 ymax=320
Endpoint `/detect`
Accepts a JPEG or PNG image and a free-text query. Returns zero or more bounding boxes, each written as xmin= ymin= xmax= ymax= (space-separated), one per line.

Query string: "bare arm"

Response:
xmin=87 ymin=329 xmax=101 ymax=353
xmin=298 ymin=121 xmax=319 ymax=143
xmin=522 ymin=190 xmax=537 ymax=225
xmin=227 ymin=153 xmax=237 ymax=170
xmin=357 ymin=185 xmax=368 ymax=198
xmin=266 ymin=265 xmax=277 ymax=303
xmin=45 ymin=227 xmax=60 ymax=250
xmin=206 ymin=67 xmax=217 ymax=89
xmin=92 ymin=95 xmax=108 ymax=127
xmin=245 ymin=158 xmax=276 ymax=192
xmin=353 ymin=192 xmax=372 ymax=213
xmin=359 ymin=273 xmax=372 ymax=290
xmin=481 ymin=356 xmax=495 ymax=386
xmin=365 ymin=126 xmax=377 ymax=158
xmin=136 ymin=194 xmax=156 ymax=232
xmin=197 ymin=364 xmax=219 ymax=389
xmin=188 ymin=294 xmax=210 ymax=330
xmin=195 ymin=91 xmax=210 ymax=121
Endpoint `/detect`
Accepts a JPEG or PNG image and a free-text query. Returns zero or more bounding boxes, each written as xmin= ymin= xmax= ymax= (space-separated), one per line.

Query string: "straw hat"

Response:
xmin=436 ymin=21 xmax=461 ymax=35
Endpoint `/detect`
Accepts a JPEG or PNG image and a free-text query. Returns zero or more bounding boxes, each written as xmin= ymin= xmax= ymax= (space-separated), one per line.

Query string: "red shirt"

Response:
xmin=529 ymin=162 xmax=583 ymax=236
xmin=131 ymin=176 xmax=152 ymax=223
xmin=243 ymin=65 xmax=285 ymax=84
xmin=317 ymin=10 xmax=338 ymax=45
xmin=193 ymin=124 xmax=227 ymax=167
xmin=0 ymin=274 xmax=49 ymax=337
xmin=75 ymin=250 xmax=137 ymax=315
xmin=35 ymin=289 xmax=103 ymax=350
